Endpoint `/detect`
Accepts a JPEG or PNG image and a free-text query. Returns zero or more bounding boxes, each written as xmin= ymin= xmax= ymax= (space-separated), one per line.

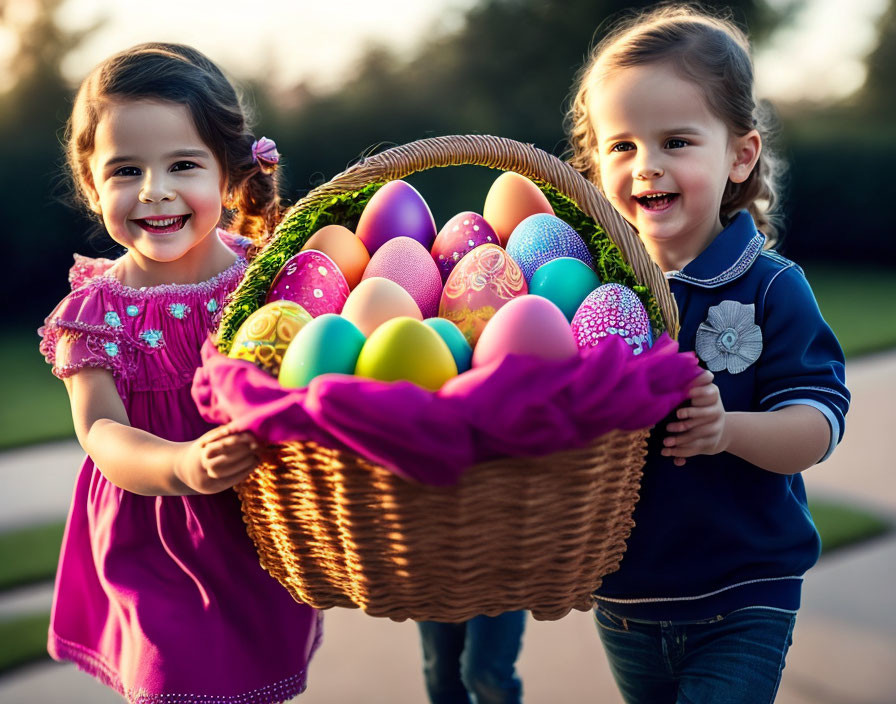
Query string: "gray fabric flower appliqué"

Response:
xmin=695 ymin=301 xmax=762 ymax=374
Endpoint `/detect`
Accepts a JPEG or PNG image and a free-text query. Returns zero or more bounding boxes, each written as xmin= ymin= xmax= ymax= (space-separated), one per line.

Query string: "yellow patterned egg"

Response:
xmin=228 ymin=301 xmax=313 ymax=376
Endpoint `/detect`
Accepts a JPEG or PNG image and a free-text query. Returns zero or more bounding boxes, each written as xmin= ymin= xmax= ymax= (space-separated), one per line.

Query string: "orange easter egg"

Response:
xmin=301 ymin=224 xmax=370 ymax=289
xmin=341 ymin=276 xmax=423 ymax=336
xmin=482 ymin=172 xmax=555 ymax=245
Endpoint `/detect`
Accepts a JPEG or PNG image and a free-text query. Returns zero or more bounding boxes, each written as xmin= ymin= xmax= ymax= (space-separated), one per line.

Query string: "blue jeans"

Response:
xmin=594 ymin=603 xmax=797 ymax=704
xmin=417 ymin=611 xmax=526 ymax=704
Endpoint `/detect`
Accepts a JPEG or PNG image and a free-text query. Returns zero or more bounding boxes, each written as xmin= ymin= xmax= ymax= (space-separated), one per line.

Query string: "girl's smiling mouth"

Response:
xmin=133 ymin=215 xmax=191 ymax=234
xmin=634 ymin=192 xmax=679 ymax=211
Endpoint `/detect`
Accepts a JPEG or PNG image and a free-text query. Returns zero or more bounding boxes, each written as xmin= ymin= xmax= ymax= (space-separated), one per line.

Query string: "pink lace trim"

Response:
xmin=50 ymin=632 xmax=310 ymax=704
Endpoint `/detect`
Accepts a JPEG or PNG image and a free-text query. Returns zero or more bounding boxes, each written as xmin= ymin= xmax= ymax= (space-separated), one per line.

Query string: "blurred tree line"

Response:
xmin=2 ymin=0 xmax=893 ymax=328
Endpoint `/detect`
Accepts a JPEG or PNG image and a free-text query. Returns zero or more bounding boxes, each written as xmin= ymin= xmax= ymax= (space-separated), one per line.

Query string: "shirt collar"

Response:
xmin=666 ymin=211 xmax=766 ymax=288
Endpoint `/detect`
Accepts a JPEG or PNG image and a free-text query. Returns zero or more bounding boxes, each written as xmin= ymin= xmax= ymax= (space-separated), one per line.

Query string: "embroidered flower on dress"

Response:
xmin=206 ymin=299 xmax=219 ymax=313
xmin=168 ymin=303 xmax=190 ymax=319
xmin=126 ymin=305 xmax=140 ymax=317
xmin=695 ymin=301 xmax=762 ymax=374
xmin=139 ymin=329 xmax=163 ymax=348
xmin=103 ymin=342 xmax=119 ymax=357
xmin=104 ymin=311 xmax=122 ymax=328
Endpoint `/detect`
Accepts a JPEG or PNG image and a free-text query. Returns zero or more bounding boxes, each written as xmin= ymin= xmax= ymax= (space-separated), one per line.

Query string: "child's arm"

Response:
xmin=65 ymin=367 xmax=258 ymax=495
xmin=662 ymin=370 xmax=831 ymax=474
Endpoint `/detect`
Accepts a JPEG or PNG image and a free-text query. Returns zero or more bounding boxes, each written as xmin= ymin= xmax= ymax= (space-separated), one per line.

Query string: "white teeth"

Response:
xmin=146 ymin=217 xmax=179 ymax=227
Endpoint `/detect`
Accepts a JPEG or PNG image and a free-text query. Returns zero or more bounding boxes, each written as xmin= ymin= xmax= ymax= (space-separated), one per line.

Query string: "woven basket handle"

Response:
xmin=280 ymin=134 xmax=679 ymax=336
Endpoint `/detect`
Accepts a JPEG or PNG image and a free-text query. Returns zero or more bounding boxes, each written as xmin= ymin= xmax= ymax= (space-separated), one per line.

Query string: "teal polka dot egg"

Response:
xmin=505 ymin=213 xmax=593 ymax=282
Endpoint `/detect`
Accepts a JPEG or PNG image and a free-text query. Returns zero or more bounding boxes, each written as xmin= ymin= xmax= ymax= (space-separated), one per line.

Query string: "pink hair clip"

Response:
xmin=251 ymin=137 xmax=280 ymax=167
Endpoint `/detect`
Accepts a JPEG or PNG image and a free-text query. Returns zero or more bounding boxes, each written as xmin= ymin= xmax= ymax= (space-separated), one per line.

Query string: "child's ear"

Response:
xmin=83 ymin=173 xmax=102 ymax=214
xmin=729 ymin=129 xmax=761 ymax=184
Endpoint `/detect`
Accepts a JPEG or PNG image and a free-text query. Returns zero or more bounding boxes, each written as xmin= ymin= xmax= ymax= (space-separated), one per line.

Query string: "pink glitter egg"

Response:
xmin=472 ymin=295 xmax=577 ymax=368
xmin=431 ymin=212 xmax=498 ymax=282
xmin=438 ymin=243 xmax=528 ymax=346
xmin=266 ymin=250 xmax=349 ymax=317
xmin=362 ymin=236 xmax=443 ymax=318
xmin=571 ymin=283 xmax=653 ymax=355
xmin=355 ymin=180 xmax=437 ymax=255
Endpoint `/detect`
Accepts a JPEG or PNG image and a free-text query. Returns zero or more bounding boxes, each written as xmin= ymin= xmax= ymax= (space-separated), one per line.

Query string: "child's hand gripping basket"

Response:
xmin=194 ymin=135 xmax=694 ymax=622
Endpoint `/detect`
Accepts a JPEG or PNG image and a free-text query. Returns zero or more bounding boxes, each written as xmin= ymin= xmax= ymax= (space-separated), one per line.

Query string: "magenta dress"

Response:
xmin=38 ymin=231 xmax=322 ymax=704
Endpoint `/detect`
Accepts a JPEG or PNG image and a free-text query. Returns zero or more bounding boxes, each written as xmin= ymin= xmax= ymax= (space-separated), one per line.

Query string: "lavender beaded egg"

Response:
xmin=267 ymin=250 xmax=349 ymax=317
xmin=571 ymin=283 xmax=653 ymax=355
xmin=505 ymin=213 xmax=593 ymax=282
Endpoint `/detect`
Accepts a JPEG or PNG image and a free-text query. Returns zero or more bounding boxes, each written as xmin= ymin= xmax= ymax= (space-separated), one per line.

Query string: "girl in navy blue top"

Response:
xmin=566 ymin=5 xmax=849 ymax=703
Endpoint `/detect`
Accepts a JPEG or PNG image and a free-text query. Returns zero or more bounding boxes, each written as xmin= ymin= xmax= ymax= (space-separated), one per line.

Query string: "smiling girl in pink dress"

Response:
xmin=39 ymin=43 xmax=321 ymax=703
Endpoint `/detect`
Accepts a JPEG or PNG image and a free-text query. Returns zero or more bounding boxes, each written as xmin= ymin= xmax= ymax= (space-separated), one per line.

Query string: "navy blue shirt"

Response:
xmin=595 ymin=212 xmax=850 ymax=621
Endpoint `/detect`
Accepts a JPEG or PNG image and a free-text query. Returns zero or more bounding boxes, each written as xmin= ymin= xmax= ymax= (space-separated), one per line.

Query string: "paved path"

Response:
xmin=1 ymin=351 xmax=894 ymax=703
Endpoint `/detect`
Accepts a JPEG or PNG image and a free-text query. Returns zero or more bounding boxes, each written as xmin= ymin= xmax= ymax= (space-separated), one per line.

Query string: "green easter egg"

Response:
xmin=278 ymin=314 xmax=366 ymax=388
xmin=529 ymin=257 xmax=601 ymax=322
xmin=422 ymin=317 xmax=473 ymax=373
xmin=355 ymin=317 xmax=457 ymax=390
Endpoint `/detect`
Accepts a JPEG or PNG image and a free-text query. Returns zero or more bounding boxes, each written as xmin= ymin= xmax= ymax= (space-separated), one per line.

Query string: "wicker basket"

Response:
xmin=221 ymin=135 xmax=680 ymax=622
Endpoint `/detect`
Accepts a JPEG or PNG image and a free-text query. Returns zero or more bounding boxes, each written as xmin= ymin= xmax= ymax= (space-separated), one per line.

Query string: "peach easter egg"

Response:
xmin=362 ymin=236 xmax=443 ymax=318
xmin=341 ymin=276 xmax=423 ymax=337
xmin=301 ymin=224 xmax=370 ymax=289
xmin=438 ymin=243 xmax=528 ymax=346
xmin=482 ymin=171 xmax=554 ymax=245
xmin=472 ymin=294 xmax=578 ymax=368
xmin=430 ymin=211 xmax=498 ymax=282
xmin=355 ymin=180 xmax=437 ymax=255
xmin=267 ymin=250 xmax=349 ymax=317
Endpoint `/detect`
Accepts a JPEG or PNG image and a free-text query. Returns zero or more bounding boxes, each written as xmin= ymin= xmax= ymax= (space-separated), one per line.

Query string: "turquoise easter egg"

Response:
xmin=529 ymin=257 xmax=602 ymax=322
xmin=423 ymin=317 xmax=473 ymax=373
xmin=278 ymin=314 xmax=366 ymax=388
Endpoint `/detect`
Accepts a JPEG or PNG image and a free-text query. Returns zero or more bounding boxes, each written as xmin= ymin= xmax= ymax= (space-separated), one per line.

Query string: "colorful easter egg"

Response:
xmin=482 ymin=171 xmax=554 ymax=245
xmin=430 ymin=212 xmax=498 ymax=282
xmin=229 ymin=300 xmax=313 ymax=376
xmin=438 ymin=243 xmax=528 ymax=346
xmin=279 ymin=314 xmax=366 ymax=388
xmin=472 ymin=295 xmax=578 ymax=368
xmin=341 ymin=276 xmax=422 ymax=337
xmin=422 ymin=317 xmax=473 ymax=374
xmin=355 ymin=180 xmax=437 ymax=255
xmin=529 ymin=257 xmax=602 ymax=322
xmin=362 ymin=236 xmax=443 ymax=318
xmin=355 ymin=317 xmax=457 ymax=391
xmin=505 ymin=213 xmax=593 ymax=283
xmin=301 ymin=224 xmax=370 ymax=289
xmin=571 ymin=283 xmax=653 ymax=355
xmin=267 ymin=250 xmax=350 ymax=317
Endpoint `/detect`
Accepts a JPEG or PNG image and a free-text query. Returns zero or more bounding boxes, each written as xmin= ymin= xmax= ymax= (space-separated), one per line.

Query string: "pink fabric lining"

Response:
xmin=193 ymin=333 xmax=701 ymax=485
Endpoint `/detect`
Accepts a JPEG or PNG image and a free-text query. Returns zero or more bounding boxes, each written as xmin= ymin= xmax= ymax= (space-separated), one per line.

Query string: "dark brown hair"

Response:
xmin=66 ymin=42 xmax=280 ymax=243
xmin=566 ymin=4 xmax=783 ymax=244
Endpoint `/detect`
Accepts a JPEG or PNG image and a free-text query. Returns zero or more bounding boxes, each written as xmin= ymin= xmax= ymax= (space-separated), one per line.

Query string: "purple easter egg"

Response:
xmin=362 ymin=236 xmax=443 ymax=318
xmin=267 ymin=250 xmax=349 ymax=317
xmin=571 ymin=283 xmax=653 ymax=355
xmin=356 ymin=180 xmax=438 ymax=255
xmin=505 ymin=213 xmax=593 ymax=282
xmin=431 ymin=211 xmax=498 ymax=282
